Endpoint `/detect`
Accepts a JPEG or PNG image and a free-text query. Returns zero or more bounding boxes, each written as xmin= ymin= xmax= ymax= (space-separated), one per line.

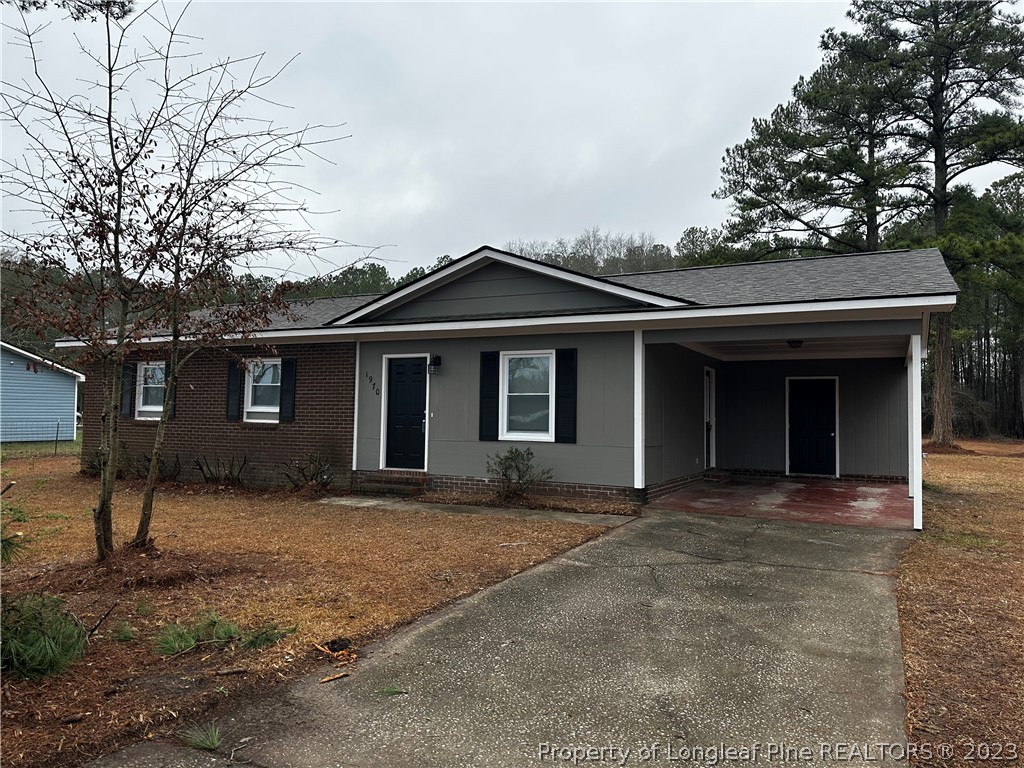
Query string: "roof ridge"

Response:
xmin=604 ymin=248 xmax=925 ymax=278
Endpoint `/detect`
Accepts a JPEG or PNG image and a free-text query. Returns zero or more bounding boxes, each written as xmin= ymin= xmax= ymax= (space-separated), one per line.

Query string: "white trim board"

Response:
xmin=633 ymin=330 xmax=644 ymax=489
xmin=56 ymin=295 xmax=958 ymax=350
xmin=785 ymin=376 xmax=840 ymax=479
xmin=378 ymin=353 xmax=431 ymax=472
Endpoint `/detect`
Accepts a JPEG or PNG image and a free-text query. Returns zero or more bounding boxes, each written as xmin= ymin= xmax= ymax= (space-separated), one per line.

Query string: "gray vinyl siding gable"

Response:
xmin=0 ymin=346 xmax=79 ymax=442
xmin=356 ymin=332 xmax=635 ymax=486
xmin=371 ymin=262 xmax=643 ymax=322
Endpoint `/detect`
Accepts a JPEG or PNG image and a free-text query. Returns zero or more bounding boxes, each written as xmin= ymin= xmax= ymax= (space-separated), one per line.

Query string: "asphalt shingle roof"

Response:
xmin=270 ymin=294 xmax=381 ymax=330
xmin=604 ymin=248 xmax=957 ymax=307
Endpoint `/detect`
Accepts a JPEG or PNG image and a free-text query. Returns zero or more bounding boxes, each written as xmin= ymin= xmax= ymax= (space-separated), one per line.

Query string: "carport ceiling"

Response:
xmin=681 ymin=336 xmax=909 ymax=361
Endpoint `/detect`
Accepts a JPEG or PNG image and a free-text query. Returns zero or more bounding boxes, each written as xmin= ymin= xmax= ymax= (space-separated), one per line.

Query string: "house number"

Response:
xmin=365 ymin=371 xmax=381 ymax=396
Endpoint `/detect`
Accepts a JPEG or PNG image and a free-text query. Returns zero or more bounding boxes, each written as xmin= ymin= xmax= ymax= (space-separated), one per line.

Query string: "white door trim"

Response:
xmin=379 ymin=353 xmax=430 ymax=472
xmin=908 ymin=334 xmax=923 ymax=529
xmin=352 ymin=341 xmax=361 ymax=471
xmin=785 ymin=375 xmax=839 ymax=479
xmin=704 ymin=366 xmax=717 ymax=469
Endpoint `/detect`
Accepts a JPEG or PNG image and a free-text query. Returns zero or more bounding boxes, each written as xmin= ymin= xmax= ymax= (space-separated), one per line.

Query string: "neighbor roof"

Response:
xmin=604 ymin=248 xmax=958 ymax=307
xmin=0 ymin=341 xmax=85 ymax=380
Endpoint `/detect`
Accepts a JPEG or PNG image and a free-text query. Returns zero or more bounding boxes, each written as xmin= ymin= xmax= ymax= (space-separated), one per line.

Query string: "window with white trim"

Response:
xmin=499 ymin=351 xmax=554 ymax=441
xmin=244 ymin=358 xmax=282 ymax=422
xmin=135 ymin=362 xmax=166 ymax=419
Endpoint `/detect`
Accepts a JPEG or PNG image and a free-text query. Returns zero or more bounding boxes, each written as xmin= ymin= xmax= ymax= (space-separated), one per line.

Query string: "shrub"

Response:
xmin=134 ymin=452 xmax=183 ymax=482
xmin=194 ymin=455 xmax=248 ymax=485
xmin=279 ymin=453 xmax=334 ymax=492
xmin=1 ymin=594 xmax=87 ymax=680
xmin=485 ymin=446 xmax=553 ymax=502
xmin=240 ymin=623 xmax=293 ymax=651
xmin=181 ymin=722 xmax=221 ymax=751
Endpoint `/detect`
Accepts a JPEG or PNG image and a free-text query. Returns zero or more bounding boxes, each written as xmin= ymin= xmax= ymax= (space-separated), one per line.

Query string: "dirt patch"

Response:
xmin=1 ymin=457 xmax=609 ymax=767
xmin=899 ymin=439 xmax=1024 ymax=765
xmin=418 ymin=489 xmax=639 ymax=516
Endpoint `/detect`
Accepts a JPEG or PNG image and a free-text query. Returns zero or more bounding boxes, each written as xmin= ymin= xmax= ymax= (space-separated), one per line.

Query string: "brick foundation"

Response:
xmin=428 ymin=474 xmax=645 ymax=503
xmin=644 ymin=472 xmax=705 ymax=502
xmin=81 ymin=343 xmax=356 ymax=488
xmin=716 ymin=468 xmax=909 ymax=484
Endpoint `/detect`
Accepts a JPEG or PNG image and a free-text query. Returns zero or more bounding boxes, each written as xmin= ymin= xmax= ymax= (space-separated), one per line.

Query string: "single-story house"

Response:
xmin=1 ymin=340 xmax=85 ymax=443
xmin=70 ymin=246 xmax=957 ymax=530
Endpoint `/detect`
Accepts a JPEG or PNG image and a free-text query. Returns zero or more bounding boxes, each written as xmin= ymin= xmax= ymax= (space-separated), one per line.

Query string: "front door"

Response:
xmin=788 ymin=378 xmax=836 ymax=476
xmin=385 ymin=357 xmax=427 ymax=470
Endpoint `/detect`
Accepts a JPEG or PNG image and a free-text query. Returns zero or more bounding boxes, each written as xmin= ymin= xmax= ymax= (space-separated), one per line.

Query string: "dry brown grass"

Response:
xmin=0 ymin=456 xmax=608 ymax=767
xmin=899 ymin=439 xmax=1024 ymax=765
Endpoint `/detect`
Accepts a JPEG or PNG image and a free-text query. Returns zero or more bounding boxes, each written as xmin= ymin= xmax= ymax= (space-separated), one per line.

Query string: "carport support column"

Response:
xmin=633 ymin=330 xmax=644 ymax=492
xmin=909 ymin=334 xmax=923 ymax=530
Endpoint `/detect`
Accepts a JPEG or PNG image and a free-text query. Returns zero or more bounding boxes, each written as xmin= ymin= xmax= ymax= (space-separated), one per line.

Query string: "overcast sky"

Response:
xmin=3 ymin=1 xmax=865 ymax=279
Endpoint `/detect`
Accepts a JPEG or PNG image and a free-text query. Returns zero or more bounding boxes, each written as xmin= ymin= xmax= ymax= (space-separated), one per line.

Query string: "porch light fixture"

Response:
xmin=427 ymin=354 xmax=442 ymax=375
xmin=787 ymin=339 xmax=803 ymax=349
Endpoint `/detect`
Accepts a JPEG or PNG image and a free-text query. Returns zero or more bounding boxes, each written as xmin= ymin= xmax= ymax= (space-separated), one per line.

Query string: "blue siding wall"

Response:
xmin=0 ymin=347 xmax=79 ymax=442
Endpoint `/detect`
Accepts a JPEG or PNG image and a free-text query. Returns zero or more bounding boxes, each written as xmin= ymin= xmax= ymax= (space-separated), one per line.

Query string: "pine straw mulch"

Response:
xmin=418 ymin=489 xmax=640 ymax=516
xmin=0 ymin=456 xmax=610 ymax=768
xmin=898 ymin=439 xmax=1024 ymax=766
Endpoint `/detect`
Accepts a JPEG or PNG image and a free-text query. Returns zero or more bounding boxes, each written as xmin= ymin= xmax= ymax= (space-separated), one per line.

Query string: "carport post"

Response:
xmin=633 ymin=330 xmax=644 ymax=491
xmin=909 ymin=334 xmax=923 ymax=530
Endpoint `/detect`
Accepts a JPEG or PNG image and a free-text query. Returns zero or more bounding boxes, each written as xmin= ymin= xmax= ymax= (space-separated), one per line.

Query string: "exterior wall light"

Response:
xmin=787 ymin=339 xmax=804 ymax=349
xmin=427 ymin=354 xmax=442 ymax=375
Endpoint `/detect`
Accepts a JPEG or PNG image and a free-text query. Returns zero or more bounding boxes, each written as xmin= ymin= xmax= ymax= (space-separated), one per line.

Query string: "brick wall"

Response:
xmin=427 ymin=473 xmax=644 ymax=503
xmin=81 ymin=343 xmax=356 ymax=488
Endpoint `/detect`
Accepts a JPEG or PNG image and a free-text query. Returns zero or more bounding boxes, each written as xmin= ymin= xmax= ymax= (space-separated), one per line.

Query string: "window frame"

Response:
xmin=135 ymin=361 xmax=166 ymax=420
xmin=498 ymin=350 xmax=556 ymax=442
xmin=244 ymin=357 xmax=282 ymax=423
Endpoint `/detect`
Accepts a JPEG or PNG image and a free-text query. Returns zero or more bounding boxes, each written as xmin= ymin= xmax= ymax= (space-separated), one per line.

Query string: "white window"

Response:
xmin=244 ymin=358 xmax=282 ymax=422
xmin=499 ymin=351 xmax=555 ymax=441
xmin=135 ymin=362 xmax=166 ymax=419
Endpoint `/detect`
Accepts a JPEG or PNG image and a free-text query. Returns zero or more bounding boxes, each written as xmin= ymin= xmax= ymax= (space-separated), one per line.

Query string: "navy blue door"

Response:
xmin=385 ymin=358 xmax=426 ymax=469
xmin=788 ymin=379 xmax=836 ymax=475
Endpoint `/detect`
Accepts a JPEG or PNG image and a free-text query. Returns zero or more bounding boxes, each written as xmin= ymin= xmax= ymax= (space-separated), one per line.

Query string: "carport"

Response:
xmin=646 ymin=476 xmax=914 ymax=529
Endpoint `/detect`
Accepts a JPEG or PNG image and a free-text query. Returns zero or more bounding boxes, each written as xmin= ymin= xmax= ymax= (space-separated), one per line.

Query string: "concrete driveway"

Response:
xmin=93 ymin=511 xmax=913 ymax=768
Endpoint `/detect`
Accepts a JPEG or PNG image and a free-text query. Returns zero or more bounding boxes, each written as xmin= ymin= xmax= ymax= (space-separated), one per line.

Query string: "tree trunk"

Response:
xmin=94 ymin=354 xmax=121 ymax=560
xmin=132 ymin=365 xmax=174 ymax=548
xmin=931 ymin=311 xmax=955 ymax=445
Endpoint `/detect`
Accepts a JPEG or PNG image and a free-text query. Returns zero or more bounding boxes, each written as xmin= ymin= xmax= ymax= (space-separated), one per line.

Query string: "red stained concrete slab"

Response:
xmin=646 ymin=477 xmax=914 ymax=529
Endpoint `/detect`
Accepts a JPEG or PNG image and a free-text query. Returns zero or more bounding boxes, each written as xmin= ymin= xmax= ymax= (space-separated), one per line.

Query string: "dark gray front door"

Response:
xmin=788 ymin=378 xmax=836 ymax=476
xmin=385 ymin=358 xmax=426 ymax=470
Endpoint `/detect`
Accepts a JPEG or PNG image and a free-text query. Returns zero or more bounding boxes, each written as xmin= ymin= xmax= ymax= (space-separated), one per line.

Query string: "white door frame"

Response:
xmin=785 ymin=375 xmax=839 ymax=479
xmin=704 ymin=365 xmax=716 ymax=469
xmin=379 ymin=353 xmax=431 ymax=471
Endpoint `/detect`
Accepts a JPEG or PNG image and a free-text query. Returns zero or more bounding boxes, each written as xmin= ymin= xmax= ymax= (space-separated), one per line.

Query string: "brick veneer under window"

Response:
xmin=81 ymin=343 xmax=356 ymax=487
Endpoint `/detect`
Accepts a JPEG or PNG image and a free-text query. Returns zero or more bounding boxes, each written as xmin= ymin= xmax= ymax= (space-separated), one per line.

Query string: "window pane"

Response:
xmin=507 ymin=356 xmax=550 ymax=394
xmin=251 ymin=384 xmax=280 ymax=407
xmin=252 ymin=362 xmax=281 ymax=386
xmin=143 ymin=366 xmax=165 ymax=387
xmin=507 ymin=395 xmax=550 ymax=432
xmin=141 ymin=387 xmax=163 ymax=407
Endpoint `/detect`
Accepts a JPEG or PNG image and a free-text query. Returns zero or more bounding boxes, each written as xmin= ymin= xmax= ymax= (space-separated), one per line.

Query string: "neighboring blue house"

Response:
xmin=0 ymin=341 xmax=84 ymax=443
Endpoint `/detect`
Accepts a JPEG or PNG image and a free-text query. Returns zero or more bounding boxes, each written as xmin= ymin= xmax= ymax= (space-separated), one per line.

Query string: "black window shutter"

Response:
xmin=164 ymin=362 xmax=176 ymax=420
xmin=479 ymin=351 xmax=499 ymax=441
xmin=226 ymin=360 xmax=242 ymax=421
xmin=279 ymin=358 xmax=297 ymax=423
xmin=555 ymin=348 xmax=577 ymax=444
xmin=119 ymin=362 xmax=136 ymax=418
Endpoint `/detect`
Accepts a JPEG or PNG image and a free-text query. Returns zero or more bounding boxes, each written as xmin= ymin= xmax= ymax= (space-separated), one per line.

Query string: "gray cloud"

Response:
xmin=2 ymin=1 xmax=853 ymax=278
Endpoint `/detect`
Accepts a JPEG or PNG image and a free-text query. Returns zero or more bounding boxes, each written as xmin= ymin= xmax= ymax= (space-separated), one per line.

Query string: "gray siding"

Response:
xmin=645 ymin=345 xmax=714 ymax=484
xmin=356 ymin=332 xmax=635 ymax=486
xmin=717 ymin=358 xmax=909 ymax=477
xmin=374 ymin=262 xmax=641 ymax=322
xmin=0 ymin=347 xmax=79 ymax=442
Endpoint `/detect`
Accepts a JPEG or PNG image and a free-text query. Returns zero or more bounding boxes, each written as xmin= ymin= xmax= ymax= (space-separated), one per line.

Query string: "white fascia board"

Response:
xmin=330 ymin=248 xmax=684 ymax=325
xmin=55 ymin=294 xmax=957 ymax=348
xmin=0 ymin=340 xmax=86 ymax=380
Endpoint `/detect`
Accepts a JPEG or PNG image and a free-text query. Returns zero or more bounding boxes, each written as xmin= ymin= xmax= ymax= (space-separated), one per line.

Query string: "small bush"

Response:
xmin=181 ymin=722 xmax=221 ymax=751
xmin=1 ymin=594 xmax=87 ymax=680
xmin=154 ymin=622 xmax=197 ymax=656
xmin=112 ymin=622 xmax=135 ymax=642
xmin=154 ymin=612 xmax=240 ymax=656
xmin=279 ymin=453 xmax=334 ymax=492
xmin=485 ymin=446 xmax=553 ymax=502
xmin=194 ymin=455 xmax=248 ymax=485
xmin=240 ymin=623 xmax=293 ymax=651
xmin=134 ymin=452 xmax=183 ymax=482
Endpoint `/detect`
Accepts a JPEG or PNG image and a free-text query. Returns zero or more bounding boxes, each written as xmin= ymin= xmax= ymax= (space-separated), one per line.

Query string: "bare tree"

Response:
xmin=2 ymin=2 xmax=356 ymax=559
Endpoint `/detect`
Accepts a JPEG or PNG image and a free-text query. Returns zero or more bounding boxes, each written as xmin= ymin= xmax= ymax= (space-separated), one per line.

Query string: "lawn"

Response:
xmin=898 ymin=439 xmax=1024 ymax=766
xmin=0 ymin=456 xmax=609 ymax=767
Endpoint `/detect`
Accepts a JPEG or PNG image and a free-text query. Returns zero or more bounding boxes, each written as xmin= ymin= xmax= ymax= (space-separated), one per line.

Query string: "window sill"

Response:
xmin=498 ymin=434 xmax=555 ymax=443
